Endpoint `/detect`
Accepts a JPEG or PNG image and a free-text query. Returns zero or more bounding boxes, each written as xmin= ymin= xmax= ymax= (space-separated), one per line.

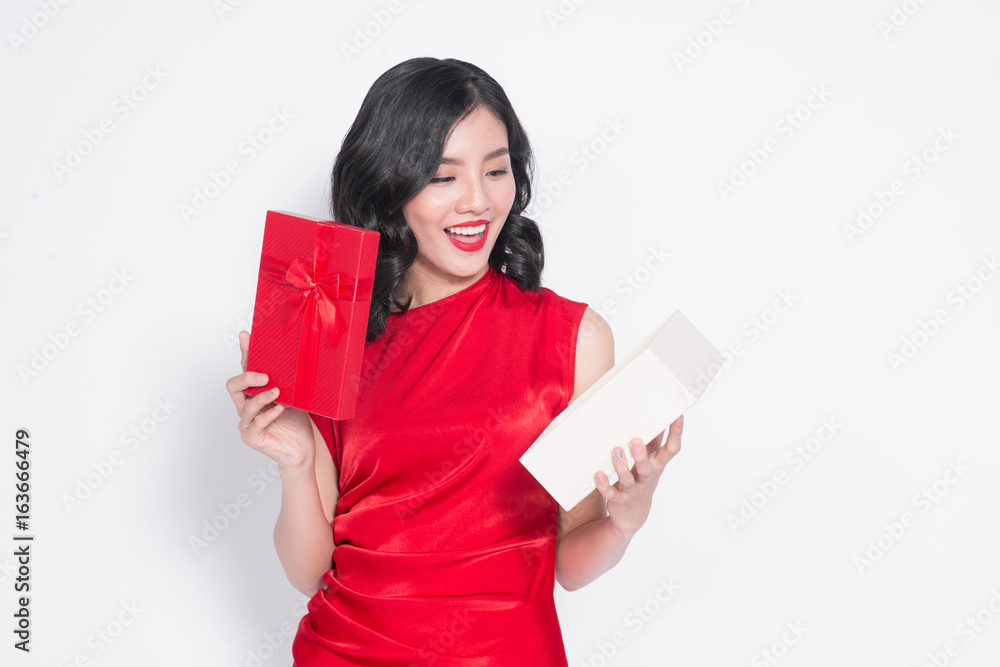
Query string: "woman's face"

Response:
xmin=401 ymin=106 xmax=516 ymax=294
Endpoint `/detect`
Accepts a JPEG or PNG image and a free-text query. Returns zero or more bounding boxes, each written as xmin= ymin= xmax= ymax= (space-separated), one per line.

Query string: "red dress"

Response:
xmin=292 ymin=265 xmax=587 ymax=665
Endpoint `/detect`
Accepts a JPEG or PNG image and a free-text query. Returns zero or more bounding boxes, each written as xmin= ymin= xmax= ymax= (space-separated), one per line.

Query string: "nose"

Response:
xmin=456 ymin=175 xmax=488 ymax=216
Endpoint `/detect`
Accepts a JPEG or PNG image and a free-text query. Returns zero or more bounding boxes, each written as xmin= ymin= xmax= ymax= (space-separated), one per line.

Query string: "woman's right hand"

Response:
xmin=226 ymin=330 xmax=315 ymax=469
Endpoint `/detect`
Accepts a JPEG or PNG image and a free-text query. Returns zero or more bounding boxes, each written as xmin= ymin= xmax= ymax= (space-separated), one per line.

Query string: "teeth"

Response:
xmin=446 ymin=223 xmax=486 ymax=236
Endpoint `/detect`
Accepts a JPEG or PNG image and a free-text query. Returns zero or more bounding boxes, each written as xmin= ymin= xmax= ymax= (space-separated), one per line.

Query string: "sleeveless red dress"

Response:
xmin=291 ymin=265 xmax=587 ymax=665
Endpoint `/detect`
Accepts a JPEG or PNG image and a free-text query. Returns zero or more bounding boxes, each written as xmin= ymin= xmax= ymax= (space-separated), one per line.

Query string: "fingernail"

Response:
xmin=615 ymin=448 xmax=624 ymax=460
xmin=269 ymin=388 xmax=276 ymax=396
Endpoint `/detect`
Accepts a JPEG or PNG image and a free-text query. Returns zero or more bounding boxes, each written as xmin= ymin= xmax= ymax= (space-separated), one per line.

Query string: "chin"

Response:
xmin=445 ymin=261 xmax=490 ymax=280
xmin=438 ymin=246 xmax=495 ymax=272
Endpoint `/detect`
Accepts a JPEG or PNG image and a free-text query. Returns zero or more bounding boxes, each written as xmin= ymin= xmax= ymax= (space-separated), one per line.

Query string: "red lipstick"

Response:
xmin=444 ymin=219 xmax=489 ymax=252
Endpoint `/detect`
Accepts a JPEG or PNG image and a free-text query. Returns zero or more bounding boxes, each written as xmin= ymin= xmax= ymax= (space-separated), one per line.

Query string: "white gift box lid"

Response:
xmin=520 ymin=309 xmax=724 ymax=510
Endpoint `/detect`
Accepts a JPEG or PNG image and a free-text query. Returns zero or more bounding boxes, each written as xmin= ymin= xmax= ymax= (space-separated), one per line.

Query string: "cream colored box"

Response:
xmin=520 ymin=310 xmax=724 ymax=510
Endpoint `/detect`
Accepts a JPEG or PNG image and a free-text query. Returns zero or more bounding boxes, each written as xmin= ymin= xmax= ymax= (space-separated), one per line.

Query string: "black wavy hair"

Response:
xmin=330 ymin=57 xmax=544 ymax=343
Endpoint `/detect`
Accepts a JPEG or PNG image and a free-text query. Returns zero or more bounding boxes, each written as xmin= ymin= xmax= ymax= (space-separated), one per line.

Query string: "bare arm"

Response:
xmin=272 ymin=417 xmax=340 ymax=596
xmin=554 ymin=308 xmax=683 ymax=592
xmin=227 ymin=330 xmax=340 ymax=597
xmin=554 ymin=307 xmax=622 ymax=591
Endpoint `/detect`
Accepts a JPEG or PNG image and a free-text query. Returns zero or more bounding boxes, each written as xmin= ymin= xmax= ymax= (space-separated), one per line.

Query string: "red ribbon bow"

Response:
xmin=257 ymin=222 xmax=373 ymax=406
xmin=281 ymin=257 xmax=347 ymax=348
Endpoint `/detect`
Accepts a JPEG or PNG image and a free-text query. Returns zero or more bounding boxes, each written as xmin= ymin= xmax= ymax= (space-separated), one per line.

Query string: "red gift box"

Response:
xmin=244 ymin=210 xmax=379 ymax=420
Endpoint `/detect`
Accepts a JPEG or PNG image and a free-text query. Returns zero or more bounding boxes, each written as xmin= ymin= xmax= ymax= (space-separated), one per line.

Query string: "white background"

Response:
xmin=3 ymin=1 xmax=999 ymax=665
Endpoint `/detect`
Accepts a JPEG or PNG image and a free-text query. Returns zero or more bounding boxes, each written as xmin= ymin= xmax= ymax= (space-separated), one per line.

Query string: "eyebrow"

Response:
xmin=440 ymin=147 xmax=509 ymax=166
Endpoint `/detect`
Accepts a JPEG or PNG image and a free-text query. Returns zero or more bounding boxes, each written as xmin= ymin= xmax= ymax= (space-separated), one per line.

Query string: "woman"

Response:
xmin=226 ymin=57 xmax=684 ymax=665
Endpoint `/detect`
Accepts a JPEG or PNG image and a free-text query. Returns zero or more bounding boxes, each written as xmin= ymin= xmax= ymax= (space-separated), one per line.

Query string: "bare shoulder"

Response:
xmin=570 ymin=306 xmax=615 ymax=404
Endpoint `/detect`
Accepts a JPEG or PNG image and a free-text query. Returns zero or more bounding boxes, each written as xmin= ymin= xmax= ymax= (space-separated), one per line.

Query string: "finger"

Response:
xmin=238 ymin=386 xmax=277 ymax=431
xmin=240 ymin=330 xmax=250 ymax=373
xmin=630 ymin=436 xmax=654 ymax=480
xmin=226 ymin=373 xmax=250 ymax=414
xmin=244 ymin=387 xmax=278 ymax=423
xmin=227 ymin=371 xmax=269 ymax=416
xmin=244 ymin=402 xmax=285 ymax=447
xmin=594 ymin=471 xmax=616 ymax=501
xmin=240 ymin=387 xmax=279 ymax=432
xmin=652 ymin=415 xmax=684 ymax=466
xmin=235 ymin=371 xmax=270 ymax=394
xmin=612 ymin=446 xmax=635 ymax=489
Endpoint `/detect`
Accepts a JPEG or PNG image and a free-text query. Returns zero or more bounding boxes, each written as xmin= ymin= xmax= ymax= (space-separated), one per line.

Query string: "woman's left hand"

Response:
xmin=595 ymin=415 xmax=684 ymax=541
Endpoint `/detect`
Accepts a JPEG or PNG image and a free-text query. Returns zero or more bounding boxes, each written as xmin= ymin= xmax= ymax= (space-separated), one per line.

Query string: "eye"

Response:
xmin=429 ymin=176 xmax=454 ymax=184
xmin=487 ymin=169 xmax=509 ymax=178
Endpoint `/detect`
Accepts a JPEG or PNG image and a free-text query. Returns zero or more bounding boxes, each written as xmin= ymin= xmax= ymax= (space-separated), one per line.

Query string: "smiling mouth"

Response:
xmin=443 ymin=221 xmax=489 ymax=251
xmin=444 ymin=222 xmax=488 ymax=237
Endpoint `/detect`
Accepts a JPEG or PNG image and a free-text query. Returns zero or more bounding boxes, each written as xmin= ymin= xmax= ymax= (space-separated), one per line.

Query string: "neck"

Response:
xmin=393 ymin=264 xmax=490 ymax=310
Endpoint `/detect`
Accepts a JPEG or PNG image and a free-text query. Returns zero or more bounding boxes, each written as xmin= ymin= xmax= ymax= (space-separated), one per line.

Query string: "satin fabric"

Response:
xmin=292 ymin=266 xmax=588 ymax=665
